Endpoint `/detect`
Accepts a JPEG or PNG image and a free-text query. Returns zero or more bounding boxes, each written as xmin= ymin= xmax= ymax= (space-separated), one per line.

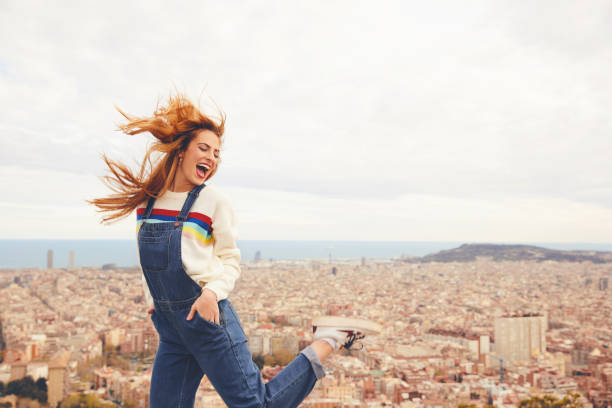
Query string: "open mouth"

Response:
xmin=196 ymin=164 xmax=210 ymax=179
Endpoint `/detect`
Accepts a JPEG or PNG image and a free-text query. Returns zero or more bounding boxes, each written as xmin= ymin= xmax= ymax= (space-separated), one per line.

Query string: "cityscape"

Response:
xmin=0 ymin=247 xmax=610 ymax=407
xmin=3 ymin=1 xmax=612 ymax=407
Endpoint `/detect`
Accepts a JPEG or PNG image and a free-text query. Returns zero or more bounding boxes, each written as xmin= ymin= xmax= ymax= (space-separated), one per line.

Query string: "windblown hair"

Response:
xmin=89 ymin=93 xmax=226 ymax=223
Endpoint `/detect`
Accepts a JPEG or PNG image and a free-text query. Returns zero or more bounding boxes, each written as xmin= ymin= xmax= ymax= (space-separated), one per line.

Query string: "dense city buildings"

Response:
xmin=0 ymin=257 xmax=610 ymax=407
xmin=494 ymin=314 xmax=547 ymax=364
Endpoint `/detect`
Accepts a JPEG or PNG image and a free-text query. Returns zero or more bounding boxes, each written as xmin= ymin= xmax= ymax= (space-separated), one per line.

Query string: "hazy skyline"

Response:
xmin=1 ymin=1 xmax=611 ymax=242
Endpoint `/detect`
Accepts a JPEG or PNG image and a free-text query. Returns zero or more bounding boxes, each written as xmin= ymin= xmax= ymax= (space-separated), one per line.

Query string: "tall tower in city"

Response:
xmin=68 ymin=250 xmax=75 ymax=269
xmin=494 ymin=313 xmax=547 ymax=363
xmin=48 ymin=351 xmax=70 ymax=408
xmin=47 ymin=250 xmax=53 ymax=269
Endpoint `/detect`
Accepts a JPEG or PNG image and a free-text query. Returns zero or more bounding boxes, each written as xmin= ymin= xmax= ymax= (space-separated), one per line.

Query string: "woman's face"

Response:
xmin=174 ymin=130 xmax=220 ymax=191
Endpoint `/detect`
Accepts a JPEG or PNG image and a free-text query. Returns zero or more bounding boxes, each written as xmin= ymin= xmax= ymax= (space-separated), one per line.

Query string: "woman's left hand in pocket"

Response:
xmin=186 ymin=288 xmax=219 ymax=324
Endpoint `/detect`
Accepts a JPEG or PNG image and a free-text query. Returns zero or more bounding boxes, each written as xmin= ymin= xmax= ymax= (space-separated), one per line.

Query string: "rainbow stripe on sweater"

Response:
xmin=137 ymin=208 xmax=214 ymax=245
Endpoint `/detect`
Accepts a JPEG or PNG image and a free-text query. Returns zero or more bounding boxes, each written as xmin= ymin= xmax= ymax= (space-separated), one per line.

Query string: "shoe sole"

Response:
xmin=312 ymin=316 xmax=382 ymax=335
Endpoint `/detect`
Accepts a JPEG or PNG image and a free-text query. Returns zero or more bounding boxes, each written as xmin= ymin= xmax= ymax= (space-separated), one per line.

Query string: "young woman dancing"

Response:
xmin=90 ymin=92 xmax=380 ymax=408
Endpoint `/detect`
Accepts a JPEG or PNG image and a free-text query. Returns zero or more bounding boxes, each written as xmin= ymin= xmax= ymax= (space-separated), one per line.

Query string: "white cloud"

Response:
xmin=1 ymin=1 xmax=611 ymax=240
xmin=3 ymin=165 xmax=609 ymax=242
xmin=226 ymin=186 xmax=612 ymax=242
xmin=0 ymin=165 xmax=135 ymax=239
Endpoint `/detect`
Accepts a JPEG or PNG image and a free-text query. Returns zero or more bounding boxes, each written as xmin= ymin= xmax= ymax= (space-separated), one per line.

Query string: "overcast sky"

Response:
xmin=1 ymin=1 xmax=611 ymax=242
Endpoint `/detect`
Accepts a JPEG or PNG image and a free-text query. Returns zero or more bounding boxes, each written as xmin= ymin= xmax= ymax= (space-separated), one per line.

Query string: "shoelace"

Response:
xmin=343 ymin=332 xmax=365 ymax=350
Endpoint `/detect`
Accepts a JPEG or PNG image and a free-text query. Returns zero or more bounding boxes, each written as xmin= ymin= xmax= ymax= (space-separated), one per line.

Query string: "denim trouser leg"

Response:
xmin=149 ymin=340 xmax=204 ymax=408
xmin=150 ymin=300 xmax=322 ymax=408
xmin=262 ymin=352 xmax=319 ymax=407
xmin=191 ymin=335 xmax=319 ymax=408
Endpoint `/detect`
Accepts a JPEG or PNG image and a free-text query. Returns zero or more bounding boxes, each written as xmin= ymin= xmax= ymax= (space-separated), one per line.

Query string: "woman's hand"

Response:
xmin=186 ymin=288 xmax=219 ymax=324
xmin=147 ymin=306 xmax=154 ymax=315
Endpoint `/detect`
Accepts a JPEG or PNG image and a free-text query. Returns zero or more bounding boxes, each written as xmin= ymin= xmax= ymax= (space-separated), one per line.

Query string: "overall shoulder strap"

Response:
xmin=142 ymin=196 xmax=156 ymax=220
xmin=177 ymin=183 xmax=206 ymax=221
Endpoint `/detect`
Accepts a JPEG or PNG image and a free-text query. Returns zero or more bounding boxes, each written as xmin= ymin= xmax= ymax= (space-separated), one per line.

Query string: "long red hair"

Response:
xmin=89 ymin=93 xmax=226 ymax=223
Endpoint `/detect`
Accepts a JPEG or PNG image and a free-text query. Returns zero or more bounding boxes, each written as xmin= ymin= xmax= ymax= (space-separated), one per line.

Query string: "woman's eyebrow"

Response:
xmin=198 ymin=142 xmax=220 ymax=152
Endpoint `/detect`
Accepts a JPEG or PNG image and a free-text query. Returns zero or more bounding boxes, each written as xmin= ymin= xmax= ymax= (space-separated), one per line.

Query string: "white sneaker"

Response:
xmin=312 ymin=316 xmax=382 ymax=350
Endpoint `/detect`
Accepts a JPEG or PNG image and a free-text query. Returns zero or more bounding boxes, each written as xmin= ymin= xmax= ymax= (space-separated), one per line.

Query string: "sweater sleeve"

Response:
xmin=203 ymin=196 xmax=241 ymax=301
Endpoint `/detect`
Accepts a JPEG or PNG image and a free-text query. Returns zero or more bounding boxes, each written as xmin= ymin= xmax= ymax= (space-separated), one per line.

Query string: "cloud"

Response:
xmin=1 ymin=1 xmax=611 ymax=240
xmin=2 ymin=165 xmax=610 ymax=242
xmin=226 ymin=185 xmax=612 ymax=242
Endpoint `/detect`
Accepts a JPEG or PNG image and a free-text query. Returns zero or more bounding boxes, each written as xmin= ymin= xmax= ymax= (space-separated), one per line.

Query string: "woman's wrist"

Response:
xmin=202 ymin=287 xmax=218 ymax=302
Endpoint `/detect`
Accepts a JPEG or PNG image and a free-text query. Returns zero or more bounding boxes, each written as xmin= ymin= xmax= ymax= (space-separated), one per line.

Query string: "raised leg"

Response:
xmin=261 ymin=351 xmax=319 ymax=408
xmin=182 ymin=301 xmax=322 ymax=408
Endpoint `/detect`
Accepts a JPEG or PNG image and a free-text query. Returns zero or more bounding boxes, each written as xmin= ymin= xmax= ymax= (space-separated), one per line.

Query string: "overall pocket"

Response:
xmin=193 ymin=308 xmax=225 ymax=331
xmin=138 ymin=238 xmax=170 ymax=271
xmin=138 ymin=224 xmax=172 ymax=271
xmin=221 ymin=300 xmax=248 ymax=346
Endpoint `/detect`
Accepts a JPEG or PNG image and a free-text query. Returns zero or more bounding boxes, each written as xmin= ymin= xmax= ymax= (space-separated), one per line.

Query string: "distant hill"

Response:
xmin=409 ymin=243 xmax=612 ymax=263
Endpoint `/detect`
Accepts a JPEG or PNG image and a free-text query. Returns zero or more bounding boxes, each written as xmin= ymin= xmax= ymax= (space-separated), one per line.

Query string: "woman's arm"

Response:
xmin=204 ymin=196 xmax=241 ymax=300
xmin=187 ymin=195 xmax=241 ymax=323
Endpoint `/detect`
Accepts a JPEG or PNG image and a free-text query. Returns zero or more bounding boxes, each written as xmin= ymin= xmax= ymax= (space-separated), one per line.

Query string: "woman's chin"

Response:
xmin=191 ymin=176 xmax=207 ymax=185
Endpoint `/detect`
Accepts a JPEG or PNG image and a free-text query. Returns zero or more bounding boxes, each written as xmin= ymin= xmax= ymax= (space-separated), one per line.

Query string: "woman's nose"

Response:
xmin=203 ymin=150 xmax=214 ymax=161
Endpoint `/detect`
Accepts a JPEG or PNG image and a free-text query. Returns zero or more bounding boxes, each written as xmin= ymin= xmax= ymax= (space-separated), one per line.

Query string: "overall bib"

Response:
xmin=138 ymin=183 xmax=319 ymax=408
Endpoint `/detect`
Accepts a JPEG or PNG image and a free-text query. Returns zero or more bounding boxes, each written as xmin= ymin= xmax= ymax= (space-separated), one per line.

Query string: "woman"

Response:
xmin=90 ymin=92 xmax=379 ymax=408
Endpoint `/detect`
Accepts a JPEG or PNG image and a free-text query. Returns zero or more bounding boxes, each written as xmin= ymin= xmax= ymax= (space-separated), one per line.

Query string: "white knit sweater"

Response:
xmin=136 ymin=184 xmax=241 ymax=306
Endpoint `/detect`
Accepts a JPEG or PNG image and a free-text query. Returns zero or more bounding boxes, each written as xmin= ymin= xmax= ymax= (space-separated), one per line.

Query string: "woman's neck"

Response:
xmin=169 ymin=176 xmax=194 ymax=193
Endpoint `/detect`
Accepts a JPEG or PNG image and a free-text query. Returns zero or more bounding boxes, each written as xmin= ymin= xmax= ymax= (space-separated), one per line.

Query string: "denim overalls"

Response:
xmin=138 ymin=183 xmax=322 ymax=408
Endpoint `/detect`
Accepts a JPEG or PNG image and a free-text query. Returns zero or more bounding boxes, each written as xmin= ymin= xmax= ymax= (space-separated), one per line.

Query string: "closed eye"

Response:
xmin=199 ymin=145 xmax=220 ymax=158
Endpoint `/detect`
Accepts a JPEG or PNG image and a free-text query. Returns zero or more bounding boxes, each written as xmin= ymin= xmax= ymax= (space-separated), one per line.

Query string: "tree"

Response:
xmin=77 ymin=356 xmax=105 ymax=383
xmin=253 ymin=350 xmax=298 ymax=369
xmin=35 ymin=377 xmax=47 ymax=393
xmin=518 ymin=392 xmax=583 ymax=408
xmin=4 ymin=376 xmax=46 ymax=403
xmin=6 ymin=379 xmax=22 ymax=396
xmin=252 ymin=354 xmax=265 ymax=370
xmin=60 ymin=393 xmax=116 ymax=408
xmin=272 ymin=350 xmax=295 ymax=366
xmin=263 ymin=355 xmax=275 ymax=367
xmin=0 ymin=318 xmax=5 ymax=363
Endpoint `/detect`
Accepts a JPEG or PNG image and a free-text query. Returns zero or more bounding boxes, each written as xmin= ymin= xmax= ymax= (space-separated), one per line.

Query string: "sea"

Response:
xmin=0 ymin=240 xmax=610 ymax=269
